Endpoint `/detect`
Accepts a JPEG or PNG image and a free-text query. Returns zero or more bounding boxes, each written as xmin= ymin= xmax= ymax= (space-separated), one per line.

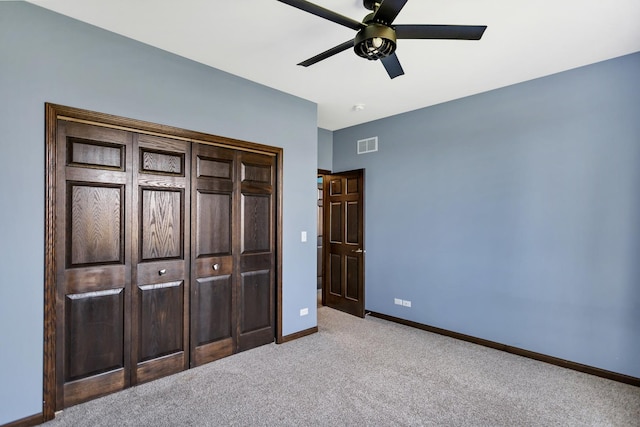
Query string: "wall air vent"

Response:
xmin=357 ymin=137 xmax=378 ymax=154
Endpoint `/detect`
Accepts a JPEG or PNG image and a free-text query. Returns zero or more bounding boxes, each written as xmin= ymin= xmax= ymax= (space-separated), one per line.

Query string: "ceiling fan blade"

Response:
xmin=381 ymin=53 xmax=404 ymax=79
xmin=277 ymin=0 xmax=364 ymax=30
xmin=372 ymin=0 xmax=409 ymax=25
xmin=298 ymin=39 xmax=355 ymax=67
xmin=395 ymin=24 xmax=487 ymax=40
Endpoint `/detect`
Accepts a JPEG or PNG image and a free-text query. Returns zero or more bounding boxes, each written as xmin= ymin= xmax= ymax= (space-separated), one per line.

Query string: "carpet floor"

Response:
xmin=43 ymin=307 xmax=640 ymax=426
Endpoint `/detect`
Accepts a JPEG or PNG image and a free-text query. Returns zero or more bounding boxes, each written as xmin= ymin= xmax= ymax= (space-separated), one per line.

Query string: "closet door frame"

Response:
xmin=43 ymin=103 xmax=284 ymax=421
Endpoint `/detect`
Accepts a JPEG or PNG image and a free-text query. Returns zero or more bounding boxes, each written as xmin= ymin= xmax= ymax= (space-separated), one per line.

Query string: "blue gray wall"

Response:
xmin=333 ymin=52 xmax=640 ymax=379
xmin=317 ymin=128 xmax=333 ymax=171
xmin=0 ymin=3 xmax=318 ymax=424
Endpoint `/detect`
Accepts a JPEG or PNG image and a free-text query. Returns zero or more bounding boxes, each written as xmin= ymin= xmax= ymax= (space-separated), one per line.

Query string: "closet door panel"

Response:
xmin=131 ymin=134 xmax=190 ymax=384
xmin=191 ymin=144 xmax=236 ymax=367
xmin=137 ymin=281 xmax=184 ymax=361
xmin=56 ymin=120 xmax=132 ymax=409
xmin=197 ymin=192 xmax=232 ymax=256
xmin=65 ymin=289 xmax=124 ymax=382
xmin=68 ymin=184 xmax=123 ymax=266
xmin=236 ymin=152 xmax=275 ymax=352
xmin=241 ymin=194 xmax=271 ymax=253
xmin=196 ymin=275 xmax=232 ymax=344
xmin=240 ymin=269 xmax=271 ymax=333
xmin=139 ymin=188 xmax=183 ymax=260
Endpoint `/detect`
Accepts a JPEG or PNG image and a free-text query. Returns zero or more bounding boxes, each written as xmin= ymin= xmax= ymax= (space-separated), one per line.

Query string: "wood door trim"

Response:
xmin=316 ymin=170 xmax=330 ymax=307
xmin=275 ymin=148 xmax=284 ymax=344
xmin=55 ymin=114 xmax=277 ymax=156
xmin=43 ymin=103 xmax=284 ymax=421
xmin=43 ymin=105 xmax=57 ymax=421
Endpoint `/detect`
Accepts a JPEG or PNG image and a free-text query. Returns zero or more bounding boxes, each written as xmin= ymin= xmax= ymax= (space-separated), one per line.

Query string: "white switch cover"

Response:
xmin=300 ymin=307 xmax=309 ymax=316
xmin=301 ymin=231 xmax=307 ymax=242
xmin=402 ymin=300 xmax=412 ymax=307
xmin=394 ymin=298 xmax=403 ymax=305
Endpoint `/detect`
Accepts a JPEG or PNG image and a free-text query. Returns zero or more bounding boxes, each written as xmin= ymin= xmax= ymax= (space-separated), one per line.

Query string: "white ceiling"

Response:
xmin=27 ymin=0 xmax=640 ymax=130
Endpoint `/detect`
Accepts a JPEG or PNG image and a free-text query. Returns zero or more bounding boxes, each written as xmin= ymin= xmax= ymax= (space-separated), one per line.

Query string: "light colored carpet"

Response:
xmin=44 ymin=307 xmax=640 ymax=426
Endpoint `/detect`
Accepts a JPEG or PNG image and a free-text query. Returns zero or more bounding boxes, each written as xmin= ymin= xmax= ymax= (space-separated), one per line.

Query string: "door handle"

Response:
xmin=212 ymin=263 xmax=220 ymax=271
xmin=158 ymin=269 xmax=167 ymax=276
xmin=353 ymin=248 xmax=365 ymax=253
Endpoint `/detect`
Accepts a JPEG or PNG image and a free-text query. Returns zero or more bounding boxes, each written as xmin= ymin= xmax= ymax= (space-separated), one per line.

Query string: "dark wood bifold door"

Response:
xmin=55 ymin=121 xmax=134 ymax=408
xmin=55 ymin=120 xmax=277 ymax=407
xmin=323 ymin=169 xmax=365 ymax=318
xmin=130 ymin=134 xmax=190 ymax=384
xmin=47 ymin=105 xmax=281 ymax=416
xmin=56 ymin=122 xmax=191 ymax=406
xmin=190 ymin=144 xmax=235 ymax=366
xmin=190 ymin=145 xmax=275 ymax=366
xmin=236 ymin=151 xmax=276 ymax=351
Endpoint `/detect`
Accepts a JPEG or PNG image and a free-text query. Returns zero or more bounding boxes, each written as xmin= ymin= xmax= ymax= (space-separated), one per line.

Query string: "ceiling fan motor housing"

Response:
xmin=354 ymin=23 xmax=397 ymax=60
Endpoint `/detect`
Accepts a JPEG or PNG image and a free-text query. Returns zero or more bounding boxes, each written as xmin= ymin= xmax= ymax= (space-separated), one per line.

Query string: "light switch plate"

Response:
xmin=301 ymin=231 xmax=307 ymax=242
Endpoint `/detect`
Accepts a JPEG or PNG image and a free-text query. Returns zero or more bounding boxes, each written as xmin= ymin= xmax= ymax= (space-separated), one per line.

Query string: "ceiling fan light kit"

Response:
xmin=277 ymin=0 xmax=487 ymax=79
xmin=354 ymin=24 xmax=397 ymax=60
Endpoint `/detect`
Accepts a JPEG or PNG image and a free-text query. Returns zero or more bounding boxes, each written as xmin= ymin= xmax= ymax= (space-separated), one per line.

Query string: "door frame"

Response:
xmin=317 ymin=169 xmax=331 ymax=306
xmin=43 ymin=103 xmax=284 ymax=421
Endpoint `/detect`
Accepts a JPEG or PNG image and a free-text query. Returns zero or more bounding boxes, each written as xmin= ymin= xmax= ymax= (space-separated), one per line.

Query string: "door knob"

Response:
xmin=158 ymin=269 xmax=167 ymax=276
xmin=212 ymin=263 xmax=220 ymax=271
xmin=353 ymin=248 xmax=365 ymax=253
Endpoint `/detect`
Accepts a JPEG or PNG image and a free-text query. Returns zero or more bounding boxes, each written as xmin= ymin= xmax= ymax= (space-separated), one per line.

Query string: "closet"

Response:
xmin=50 ymin=109 xmax=277 ymax=409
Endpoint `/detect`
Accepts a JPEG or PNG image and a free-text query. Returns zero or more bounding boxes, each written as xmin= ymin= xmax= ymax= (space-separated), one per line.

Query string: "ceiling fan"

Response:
xmin=277 ymin=0 xmax=487 ymax=79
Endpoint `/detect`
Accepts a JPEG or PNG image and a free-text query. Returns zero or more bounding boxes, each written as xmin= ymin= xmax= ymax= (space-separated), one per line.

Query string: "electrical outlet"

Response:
xmin=300 ymin=307 xmax=309 ymax=316
xmin=402 ymin=300 xmax=411 ymax=307
xmin=394 ymin=298 xmax=403 ymax=305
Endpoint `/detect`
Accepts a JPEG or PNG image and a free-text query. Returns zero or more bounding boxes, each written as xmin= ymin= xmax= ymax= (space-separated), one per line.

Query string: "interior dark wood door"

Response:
xmin=130 ymin=134 xmax=190 ymax=384
xmin=190 ymin=143 xmax=236 ymax=366
xmin=236 ymin=151 xmax=276 ymax=351
xmin=55 ymin=120 xmax=133 ymax=408
xmin=323 ymin=169 xmax=365 ymax=317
